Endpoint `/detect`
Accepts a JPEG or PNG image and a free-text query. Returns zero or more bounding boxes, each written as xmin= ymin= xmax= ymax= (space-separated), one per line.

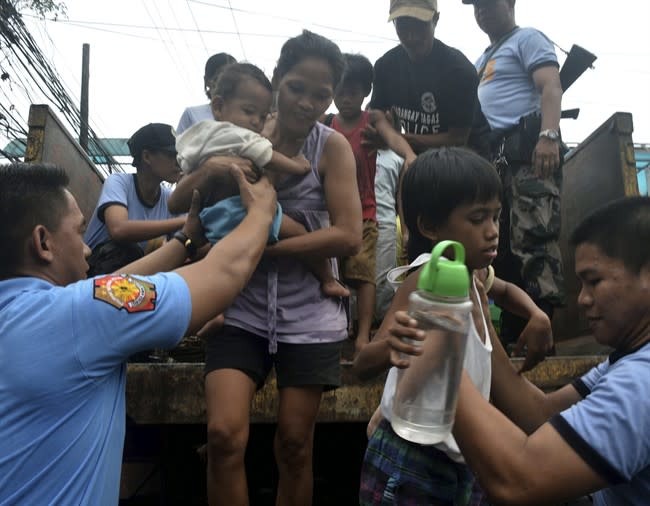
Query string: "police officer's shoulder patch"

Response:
xmin=93 ymin=274 xmax=157 ymax=313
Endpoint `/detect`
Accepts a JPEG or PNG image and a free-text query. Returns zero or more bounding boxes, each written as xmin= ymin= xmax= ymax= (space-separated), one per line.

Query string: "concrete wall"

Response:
xmin=24 ymin=104 xmax=104 ymax=221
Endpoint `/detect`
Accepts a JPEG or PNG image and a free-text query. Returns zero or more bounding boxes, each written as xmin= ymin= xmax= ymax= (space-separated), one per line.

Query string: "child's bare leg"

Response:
xmin=278 ymin=216 xmax=349 ymax=298
xmin=352 ymin=280 xmax=376 ymax=353
xmin=346 ymin=221 xmax=378 ymax=353
xmin=367 ymin=405 xmax=383 ymax=439
xmin=278 ymin=214 xmax=307 ymax=238
xmin=308 ymin=257 xmax=350 ymax=298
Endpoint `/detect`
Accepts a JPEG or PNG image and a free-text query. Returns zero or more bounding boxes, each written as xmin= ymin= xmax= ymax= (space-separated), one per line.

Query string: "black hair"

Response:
xmin=273 ymin=30 xmax=345 ymax=90
xmin=204 ymin=53 xmax=237 ymax=99
xmin=570 ymin=196 xmax=650 ymax=273
xmin=0 ymin=163 xmax=70 ymax=278
xmin=339 ymin=53 xmax=374 ymax=96
xmin=205 ymin=52 xmax=237 ymax=78
xmin=213 ymin=62 xmax=272 ymax=101
xmin=401 ymin=147 xmax=502 ymax=262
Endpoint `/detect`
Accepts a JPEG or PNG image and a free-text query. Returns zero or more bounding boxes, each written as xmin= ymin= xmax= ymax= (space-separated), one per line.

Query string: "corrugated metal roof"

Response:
xmin=3 ymin=139 xmax=28 ymax=157
xmin=636 ymin=150 xmax=650 ymax=171
xmin=3 ymin=138 xmax=130 ymax=158
xmin=638 ymin=168 xmax=649 ymax=195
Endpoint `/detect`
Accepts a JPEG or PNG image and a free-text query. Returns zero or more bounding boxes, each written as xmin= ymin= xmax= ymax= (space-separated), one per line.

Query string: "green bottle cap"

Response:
xmin=416 ymin=240 xmax=470 ymax=298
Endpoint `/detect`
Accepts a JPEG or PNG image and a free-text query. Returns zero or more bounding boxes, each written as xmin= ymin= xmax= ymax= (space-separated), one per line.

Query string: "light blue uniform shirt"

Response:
xmin=0 ymin=273 xmax=191 ymax=505
xmin=84 ymin=173 xmax=177 ymax=250
xmin=550 ymin=343 xmax=650 ymax=505
xmin=475 ymin=27 xmax=558 ymax=131
xmin=176 ymin=103 xmax=213 ymax=135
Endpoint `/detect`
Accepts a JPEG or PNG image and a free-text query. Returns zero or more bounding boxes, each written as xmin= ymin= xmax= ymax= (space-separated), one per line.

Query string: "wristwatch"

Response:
xmin=173 ymin=231 xmax=197 ymax=258
xmin=538 ymin=129 xmax=560 ymax=142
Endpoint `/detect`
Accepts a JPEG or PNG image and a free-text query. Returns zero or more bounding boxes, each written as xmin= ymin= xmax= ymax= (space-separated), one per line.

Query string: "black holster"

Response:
xmin=489 ymin=112 xmax=569 ymax=174
xmin=87 ymin=240 xmax=144 ymax=277
xmin=489 ymin=112 xmax=543 ymax=165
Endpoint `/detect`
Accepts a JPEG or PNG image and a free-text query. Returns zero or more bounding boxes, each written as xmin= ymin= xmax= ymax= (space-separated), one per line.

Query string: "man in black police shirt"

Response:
xmin=369 ymin=0 xmax=479 ymax=154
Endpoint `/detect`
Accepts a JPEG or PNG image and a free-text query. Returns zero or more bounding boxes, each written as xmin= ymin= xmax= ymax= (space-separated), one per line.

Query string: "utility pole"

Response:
xmin=80 ymin=43 xmax=89 ymax=152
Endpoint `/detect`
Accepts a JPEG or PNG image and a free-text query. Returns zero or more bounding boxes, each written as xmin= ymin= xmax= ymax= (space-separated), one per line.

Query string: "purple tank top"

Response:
xmin=224 ymin=122 xmax=348 ymax=352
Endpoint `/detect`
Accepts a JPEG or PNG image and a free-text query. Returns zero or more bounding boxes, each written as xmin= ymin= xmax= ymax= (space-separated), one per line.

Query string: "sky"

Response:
xmin=3 ymin=0 xmax=650 ymax=149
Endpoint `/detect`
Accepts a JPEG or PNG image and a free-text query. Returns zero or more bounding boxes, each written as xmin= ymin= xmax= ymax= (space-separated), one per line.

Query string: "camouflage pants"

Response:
xmin=494 ymin=161 xmax=565 ymax=306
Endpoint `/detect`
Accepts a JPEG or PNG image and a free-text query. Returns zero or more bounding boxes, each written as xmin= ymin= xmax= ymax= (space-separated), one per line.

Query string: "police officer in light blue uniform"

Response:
xmin=0 ymin=162 xmax=276 ymax=505
xmin=463 ymin=0 xmax=565 ymax=345
xmin=0 ymin=270 xmax=190 ymax=504
xmin=176 ymin=52 xmax=237 ymax=135
xmin=84 ymin=122 xmax=186 ymax=276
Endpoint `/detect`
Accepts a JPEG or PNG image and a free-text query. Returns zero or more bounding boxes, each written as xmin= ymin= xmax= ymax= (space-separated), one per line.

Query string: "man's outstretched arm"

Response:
xmin=453 ymin=372 xmax=608 ymax=505
xmin=120 ymin=167 xmax=277 ymax=335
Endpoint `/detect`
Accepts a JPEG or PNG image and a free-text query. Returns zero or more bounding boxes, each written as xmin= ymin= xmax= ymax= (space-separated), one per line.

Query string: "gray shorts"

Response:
xmin=205 ymin=325 xmax=343 ymax=391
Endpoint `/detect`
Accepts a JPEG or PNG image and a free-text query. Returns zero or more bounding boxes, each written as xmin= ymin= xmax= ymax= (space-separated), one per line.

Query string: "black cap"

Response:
xmin=127 ymin=123 xmax=177 ymax=166
xmin=204 ymin=53 xmax=237 ymax=79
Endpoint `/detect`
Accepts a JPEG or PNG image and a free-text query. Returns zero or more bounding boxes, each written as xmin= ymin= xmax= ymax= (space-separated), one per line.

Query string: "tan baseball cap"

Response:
xmin=388 ymin=0 xmax=438 ymax=22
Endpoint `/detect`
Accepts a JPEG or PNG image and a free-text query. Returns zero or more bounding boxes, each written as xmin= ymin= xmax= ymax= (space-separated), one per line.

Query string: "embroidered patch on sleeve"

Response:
xmin=93 ymin=274 xmax=157 ymax=313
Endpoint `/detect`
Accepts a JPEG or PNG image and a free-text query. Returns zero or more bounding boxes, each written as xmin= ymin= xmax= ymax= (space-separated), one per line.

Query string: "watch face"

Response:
xmin=540 ymin=129 xmax=559 ymax=141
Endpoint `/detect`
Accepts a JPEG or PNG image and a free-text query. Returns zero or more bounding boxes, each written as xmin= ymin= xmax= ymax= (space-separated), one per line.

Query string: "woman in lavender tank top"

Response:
xmin=191 ymin=32 xmax=362 ymax=505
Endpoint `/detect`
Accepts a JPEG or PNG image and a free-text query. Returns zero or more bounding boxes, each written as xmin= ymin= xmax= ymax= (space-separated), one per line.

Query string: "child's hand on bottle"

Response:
xmin=387 ymin=311 xmax=425 ymax=369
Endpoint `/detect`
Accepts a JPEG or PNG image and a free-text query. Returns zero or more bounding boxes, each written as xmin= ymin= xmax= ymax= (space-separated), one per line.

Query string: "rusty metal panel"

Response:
xmin=25 ymin=104 xmax=104 ymax=221
xmin=125 ymin=357 xmax=605 ymax=425
xmin=554 ymin=112 xmax=638 ymax=340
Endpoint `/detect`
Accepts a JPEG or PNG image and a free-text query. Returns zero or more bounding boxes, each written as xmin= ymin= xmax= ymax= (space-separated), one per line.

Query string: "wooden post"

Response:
xmin=80 ymin=43 xmax=90 ymax=152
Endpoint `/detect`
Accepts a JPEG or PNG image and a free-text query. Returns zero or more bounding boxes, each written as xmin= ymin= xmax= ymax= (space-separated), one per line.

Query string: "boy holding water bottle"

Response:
xmin=353 ymin=147 xmax=552 ymax=505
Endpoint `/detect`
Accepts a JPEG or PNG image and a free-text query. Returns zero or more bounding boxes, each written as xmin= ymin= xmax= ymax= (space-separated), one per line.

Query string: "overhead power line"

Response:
xmin=29 ymin=16 xmax=395 ymax=44
xmin=226 ymin=0 xmax=247 ymax=60
xmin=187 ymin=0 xmax=397 ymax=42
xmin=51 ymin=19 xmax=160 ymax=40
xmin=0 ymin=0 xmax=120 ymax=172
xmin=140 ymin=0 xmax=194 ymax=97
xmin=31 ymin=18 xmax=116 ymax=141
xmin=185 ymin=0 xmax=209 ymax=56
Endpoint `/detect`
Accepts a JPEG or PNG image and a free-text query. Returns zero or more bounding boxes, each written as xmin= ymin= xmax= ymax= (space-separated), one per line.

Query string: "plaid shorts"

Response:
xmin=359 ymin=419 xmax=481 ymax=506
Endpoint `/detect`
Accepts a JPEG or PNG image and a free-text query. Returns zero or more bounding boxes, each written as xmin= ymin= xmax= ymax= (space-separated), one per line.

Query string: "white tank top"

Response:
xmin=380 ymin=254 xmax=493 ymax=463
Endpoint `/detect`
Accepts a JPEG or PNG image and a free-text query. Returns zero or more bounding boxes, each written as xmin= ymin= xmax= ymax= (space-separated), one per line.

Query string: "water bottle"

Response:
xmin=391 ymin=240 xmax=473 ymax=445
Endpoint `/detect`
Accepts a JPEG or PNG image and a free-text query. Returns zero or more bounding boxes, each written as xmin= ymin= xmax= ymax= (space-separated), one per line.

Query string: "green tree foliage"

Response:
xmin=10 ymin=0 xmax=66 ymax=19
